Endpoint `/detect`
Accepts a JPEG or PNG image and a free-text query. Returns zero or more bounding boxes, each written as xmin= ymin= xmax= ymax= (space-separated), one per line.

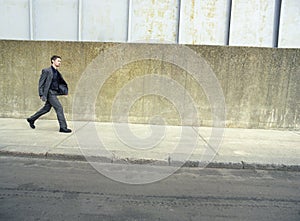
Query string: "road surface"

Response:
xmin=0 ymin=156 xmax=299 ymax=220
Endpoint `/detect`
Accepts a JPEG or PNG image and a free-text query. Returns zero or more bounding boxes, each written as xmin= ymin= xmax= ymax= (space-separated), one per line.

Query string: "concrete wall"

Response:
xmin=229 ymin=0 xmax=277 ymax=47
xmin=0 ymin=0 xmax=299 ymax=48
xmin=33 ymin=0 xmax=78 ymax=41
xmin=80 ymin=0 xmax=129 ymax=42
xmin=278 ymin=0 xmax=300 ymax=48
xmin=179 ymin=0 xmax=230 ymax=45
xmin=129 ymin=0 xmax=179 ymax=43
xmin=0 ymin=40 xmax=299 ymax=129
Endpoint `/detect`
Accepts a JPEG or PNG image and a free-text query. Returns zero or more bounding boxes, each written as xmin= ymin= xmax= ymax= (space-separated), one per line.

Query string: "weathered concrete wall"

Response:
xmin=179 ymin=0 xmax=230 ymax=45
xmin=0 ymin=40 xmax=299 ymax=129
xmin=229 ymin=0 xmax=276 ymax=47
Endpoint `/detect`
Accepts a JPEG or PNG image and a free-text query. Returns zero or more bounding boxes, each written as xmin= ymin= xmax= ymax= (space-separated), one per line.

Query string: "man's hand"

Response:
xmin=40 ymin=96 xmax=47 ymax=102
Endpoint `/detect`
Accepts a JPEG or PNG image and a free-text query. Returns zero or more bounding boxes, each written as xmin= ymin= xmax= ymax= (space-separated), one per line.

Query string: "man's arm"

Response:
xmin=38 ymin=69 xmax=48 ymax=100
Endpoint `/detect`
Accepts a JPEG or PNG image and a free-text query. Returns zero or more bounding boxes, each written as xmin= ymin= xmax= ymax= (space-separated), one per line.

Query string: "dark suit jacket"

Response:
xmin=38 ymin=66 xmax=68 ymax=98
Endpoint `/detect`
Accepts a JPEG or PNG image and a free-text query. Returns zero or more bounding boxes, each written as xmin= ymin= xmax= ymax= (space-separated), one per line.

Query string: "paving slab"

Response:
xmin=0 ymin=118 xmax=299 ymax=170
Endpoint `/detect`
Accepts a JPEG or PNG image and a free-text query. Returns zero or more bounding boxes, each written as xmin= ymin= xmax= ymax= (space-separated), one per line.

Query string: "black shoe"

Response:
xmin=27 ymin=118 xmax=35 ymax=129
xmin=59 ymin=128 xmax=72 ymax=133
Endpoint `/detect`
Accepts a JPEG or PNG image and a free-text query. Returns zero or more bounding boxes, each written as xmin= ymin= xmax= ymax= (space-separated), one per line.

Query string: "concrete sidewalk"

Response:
xmin=0 ymin=118 xmax=299 ymax=170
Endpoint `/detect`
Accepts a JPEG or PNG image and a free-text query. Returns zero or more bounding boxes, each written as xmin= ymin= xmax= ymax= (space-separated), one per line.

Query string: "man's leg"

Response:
xmin=47 ymin=94 xmax=68 ymax=130
xmin=27 ymin=101 xmax=52 ymax=128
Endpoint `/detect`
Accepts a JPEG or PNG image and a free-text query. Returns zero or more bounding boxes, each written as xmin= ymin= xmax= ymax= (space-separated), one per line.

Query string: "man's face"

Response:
xmin=52 ymin=58 xmax=61 ymax=68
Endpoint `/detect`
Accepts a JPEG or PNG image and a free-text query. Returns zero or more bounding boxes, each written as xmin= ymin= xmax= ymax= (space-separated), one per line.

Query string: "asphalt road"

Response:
xmin=0 ymin=156 xmax=299 ymax=221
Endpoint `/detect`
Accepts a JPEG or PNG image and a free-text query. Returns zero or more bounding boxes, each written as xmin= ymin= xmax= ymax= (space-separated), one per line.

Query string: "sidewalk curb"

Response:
xmin=1 ymin=150 xmax=299 ymax=172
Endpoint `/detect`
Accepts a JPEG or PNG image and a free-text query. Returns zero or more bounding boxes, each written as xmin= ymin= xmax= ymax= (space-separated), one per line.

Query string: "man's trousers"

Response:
xmin=29 ymin=94 xmax=67 ymax=129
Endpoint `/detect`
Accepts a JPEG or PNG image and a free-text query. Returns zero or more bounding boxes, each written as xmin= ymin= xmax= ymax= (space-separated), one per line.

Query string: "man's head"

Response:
xmin=51 ymin=55 xmax=62 ymax=69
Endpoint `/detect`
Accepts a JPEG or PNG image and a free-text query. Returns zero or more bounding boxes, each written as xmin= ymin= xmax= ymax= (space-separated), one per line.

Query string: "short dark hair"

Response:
xmin=51 ymin=55 xmax=61 ymax=63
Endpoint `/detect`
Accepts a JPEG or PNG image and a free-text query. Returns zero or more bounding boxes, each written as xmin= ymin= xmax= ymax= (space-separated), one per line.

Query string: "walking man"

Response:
xmin=27 ymin=55 xmax=72 ymax=133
